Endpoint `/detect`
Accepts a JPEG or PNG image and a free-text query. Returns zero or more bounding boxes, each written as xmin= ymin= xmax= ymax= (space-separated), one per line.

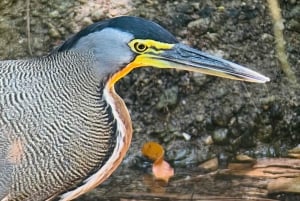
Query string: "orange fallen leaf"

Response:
xmin=152 ymin=159 xmax=174 ymax=182
xmin=142 ymin=141 xmax=164 ymax=161
xmin=142 ymin=142 xmax=174 ymax=182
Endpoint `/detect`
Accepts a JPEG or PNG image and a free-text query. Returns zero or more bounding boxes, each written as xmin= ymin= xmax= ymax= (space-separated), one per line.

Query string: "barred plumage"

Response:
xmin=0 ymin=51 xmax=127 ymax=200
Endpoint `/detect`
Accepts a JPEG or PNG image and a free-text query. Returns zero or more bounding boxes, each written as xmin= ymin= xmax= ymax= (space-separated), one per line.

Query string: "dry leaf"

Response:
xmin=152 ymin=160 xmax=174 ymax=182
xmin=142 ymin=142 xmax=174 ymax=182
xmin=142 ymin=141 xmax=164 ymax=161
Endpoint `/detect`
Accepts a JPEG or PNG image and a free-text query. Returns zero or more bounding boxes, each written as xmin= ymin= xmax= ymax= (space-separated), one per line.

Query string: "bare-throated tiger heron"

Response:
xmin=0 ymin=16 xmax=269 ymax=201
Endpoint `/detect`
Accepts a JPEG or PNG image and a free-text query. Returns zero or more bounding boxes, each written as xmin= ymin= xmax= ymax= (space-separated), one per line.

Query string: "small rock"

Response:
xmin=198 ymin=157 xmax=218 ymax=171
xmin=49 ymin=10 xmax=60 ymax=18
xmin=91 ymin=9 xmax=105 ymax=21
xmin=217 ymin=6 xmax=225 ymax=12
xmin=195 ymin=114 xmax=204 ymax=122
xmin=48 ymin=27 xmax=61 ymax=38
xmin=182 ymin=132 xmax=191 ymax=141
xmin=236 ymin=154 xmax=256 ymax=162
xmin=82 ymin=17 xmax=93 ymax=27
xmin=176 ymin=3 xmax=194 ymax=14
xmin=191 ymin=73 xmax=207 ymax=86
xmin=198 ymin=5 xmax=215 ymax=18
xmin=288 ymin=146 xmax=300 ymax=159
xmin=257 ymin=125 xmax=272 ymax=142
xmin=262 ymin=96 xmax=275 ymax=104
xmin=169 ymin=149 xmax=187 ymax=161
xmin=156 ymin=86 xmax=178 ymax=110
xmin=289 ymin=5 xmax=300 ymax=20
xmin=204 ymin=32 xmax=220 ymax=43
xmin=187 ymin=18 xmax=211 ymax=34
xmin=47 ymin=23 xmax=61 ymax=38
xmin=212 ymin=128 xmax=228 ymax=145
xmin=191 ymin=2 xmax=200 ymax=10
xmin=287 ymin=19 xmax=300 ymax=33
xmin=211 ymin=108 xmax=231 ymax=127
xmin=203 ymin=135 xmax=213 ymax=145
xmin=261 ymin=33 xmax=274 ymax=42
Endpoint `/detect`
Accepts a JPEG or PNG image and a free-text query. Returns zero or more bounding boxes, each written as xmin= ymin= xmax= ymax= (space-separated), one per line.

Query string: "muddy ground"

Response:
xmin=0 ymin=0 xmax=299 ymax=200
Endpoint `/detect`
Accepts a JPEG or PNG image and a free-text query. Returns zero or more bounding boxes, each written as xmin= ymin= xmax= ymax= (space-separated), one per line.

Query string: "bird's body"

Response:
xmin=0 ymin=51 xmax=132 ymax=200
xmin=0 ymin=16 xmax=269 ymax=201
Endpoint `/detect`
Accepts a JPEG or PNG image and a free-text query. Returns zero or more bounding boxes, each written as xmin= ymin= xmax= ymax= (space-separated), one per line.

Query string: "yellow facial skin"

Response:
xmin=107 ymin=39 xmax=174 ymax=88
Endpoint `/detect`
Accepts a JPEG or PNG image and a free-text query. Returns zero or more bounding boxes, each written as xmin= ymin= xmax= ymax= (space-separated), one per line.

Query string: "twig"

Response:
xmin=267 ymin=0 xmax=297 ymax=84
xmin=26 ymin=0 xmax=32 ymax=55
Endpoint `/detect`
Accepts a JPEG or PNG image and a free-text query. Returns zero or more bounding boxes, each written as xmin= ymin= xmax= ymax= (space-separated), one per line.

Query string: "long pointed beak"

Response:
xmin=145 ymin=44 xmax=270 ymax=83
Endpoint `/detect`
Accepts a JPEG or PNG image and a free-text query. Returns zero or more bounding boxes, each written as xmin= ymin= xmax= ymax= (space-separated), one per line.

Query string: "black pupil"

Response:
xmin=138 ymin=44 xmax=145 ymax=50
xmin=135 ymin=43 xmax=146 ymax=52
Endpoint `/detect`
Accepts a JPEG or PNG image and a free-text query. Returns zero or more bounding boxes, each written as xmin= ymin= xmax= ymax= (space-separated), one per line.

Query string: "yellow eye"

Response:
xmin=134 ymin=42 xmax=148 ymax=53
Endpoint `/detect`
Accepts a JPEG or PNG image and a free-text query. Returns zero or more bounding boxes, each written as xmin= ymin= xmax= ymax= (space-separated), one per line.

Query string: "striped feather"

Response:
xmin=0 ymin=51 xmax=131 ymax=200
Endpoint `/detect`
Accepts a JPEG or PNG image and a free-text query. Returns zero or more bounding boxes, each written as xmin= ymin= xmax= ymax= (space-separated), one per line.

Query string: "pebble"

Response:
xmin=288 ymin=146 xmax=300 ymax=159
xmin=49 ymin=10 xmax=60 ymax=18
xmin=257 ymin=125 xmax=272 ymax=142
xmin=287 ymin=19 xmax=300 ymax=33
xmin=45 ymin=21 xmax=60 ymax=38
xmin=203 ymin=135 xmax=213 ymax=145
xmin=191 ymin=73 xmax=208 ymax=86
xmin=198 ymin=157 xmax=218 ymax=171
xmin=182 ymin=132 xmax=191 ymax=141
xmin=176 ymin=3 xmax=194 ymax=14
xmin=82 ymin=17 xmax=93 ymax=27
xmin=289 ymin=5 xmax=300 ymax=20
xmin=261 ymin=33 xmax=273 ymax=42
xmin=91 ymin=9 xmax=105 ymax=21
xmin=236 ymin=154 xmax=256 ymax=162
xmin=187 ymin=18 xmax=211 ymax=34
xmin=212 ymin=128 xmax=229 ymax=145
xmin=195 ymin=114 xmax=204 ymax=122
xmin=156 ymin=86 xmax=178 ymax=110
xmin=48 ymin=27 xmax=61 ymax=38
